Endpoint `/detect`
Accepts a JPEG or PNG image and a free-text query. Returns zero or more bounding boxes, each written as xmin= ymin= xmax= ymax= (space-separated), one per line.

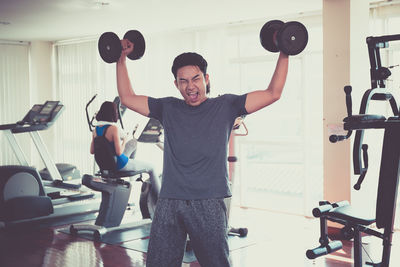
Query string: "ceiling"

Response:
xmin=0 ymin=0 xmax=323 ymax=42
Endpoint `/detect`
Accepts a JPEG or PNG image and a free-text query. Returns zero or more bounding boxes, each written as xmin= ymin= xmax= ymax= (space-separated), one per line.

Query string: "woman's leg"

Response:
xmin=123 ymin=138 xmax=138 ymax=159
xmin=120 ymin=159 xmax=161 ymax=197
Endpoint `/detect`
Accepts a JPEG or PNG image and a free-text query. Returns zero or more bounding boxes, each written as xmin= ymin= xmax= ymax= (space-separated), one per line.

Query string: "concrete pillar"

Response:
xmin=30 ymin=41 xmax=54 ymax=103
xmin=323 ymin=0 xmax=369 ymax=204
xmin=29 ymin=41 xmax=56 ymax=168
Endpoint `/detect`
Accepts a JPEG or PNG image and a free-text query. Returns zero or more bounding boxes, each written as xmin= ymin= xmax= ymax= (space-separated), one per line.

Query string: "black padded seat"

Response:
xmin=328 ymin=205 xmax=375 ymax=226
xmin=343 ymin=114 xmax=386 ymax=124
xmin=387 ymin=116 xmax=400 ymax=121
xmin=97 ymin=170 xmax=142 ymax=179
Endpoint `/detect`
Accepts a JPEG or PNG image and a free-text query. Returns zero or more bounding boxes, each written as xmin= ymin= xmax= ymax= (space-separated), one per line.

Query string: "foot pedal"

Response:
xmin=53 ymin=180 xmax=81 ymax=189
xmin=366 ymin=262 xmax=381 ymax=267
xmin=68 ymin=192 xmax=95 ymax=201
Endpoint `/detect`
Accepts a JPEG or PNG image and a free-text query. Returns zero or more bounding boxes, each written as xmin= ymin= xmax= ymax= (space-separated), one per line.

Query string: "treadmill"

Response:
xmin=0 ymin=101 xmax=100 ymax=226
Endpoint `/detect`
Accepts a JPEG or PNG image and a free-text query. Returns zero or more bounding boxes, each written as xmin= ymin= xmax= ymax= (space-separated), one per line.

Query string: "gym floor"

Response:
xmin=1 ymin=206 xmax=399 ymax=267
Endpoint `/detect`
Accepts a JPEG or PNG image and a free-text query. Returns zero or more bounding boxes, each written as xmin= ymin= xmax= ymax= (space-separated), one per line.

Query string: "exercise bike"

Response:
xmin=69 ymin=95 xmax=162 ymax=239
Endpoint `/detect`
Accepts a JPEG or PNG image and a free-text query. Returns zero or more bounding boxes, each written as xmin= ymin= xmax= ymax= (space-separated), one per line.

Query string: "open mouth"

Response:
xmin=188 ymin=92 xmax=199 ymax=101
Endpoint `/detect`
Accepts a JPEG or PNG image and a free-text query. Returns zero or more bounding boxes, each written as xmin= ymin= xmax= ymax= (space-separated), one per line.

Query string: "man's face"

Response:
xmin=174 ymin=65 xmax=209 ymax=106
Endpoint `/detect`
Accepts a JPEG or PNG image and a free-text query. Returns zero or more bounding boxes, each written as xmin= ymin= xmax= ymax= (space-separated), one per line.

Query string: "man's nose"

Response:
xmin=187 ymin=80 xmax=195 ymax=89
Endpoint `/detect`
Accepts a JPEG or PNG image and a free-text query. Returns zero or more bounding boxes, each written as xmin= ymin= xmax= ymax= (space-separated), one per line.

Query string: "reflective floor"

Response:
xmin=1 ymin=207 xmax=399 ymax=267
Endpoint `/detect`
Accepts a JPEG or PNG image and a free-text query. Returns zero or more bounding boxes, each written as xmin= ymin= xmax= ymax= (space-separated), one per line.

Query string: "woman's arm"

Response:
xmin=90 ymin=130 xmax=95 ymax=154
xmin=110 ymin=125 xmax=125 ymax=156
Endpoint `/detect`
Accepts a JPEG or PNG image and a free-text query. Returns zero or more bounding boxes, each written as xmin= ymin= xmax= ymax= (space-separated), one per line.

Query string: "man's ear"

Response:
xmin=174 ymin=80 xmax=178 ymax=89
xmin=205 ymin=74 xmax=209 ymax=85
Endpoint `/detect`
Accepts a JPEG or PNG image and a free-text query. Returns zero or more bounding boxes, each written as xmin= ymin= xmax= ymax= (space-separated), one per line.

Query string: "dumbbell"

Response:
xmin=98 ymin=30 xmax=146 ymax=63
xmin=260 ymin=20 xmax=308 ymax=55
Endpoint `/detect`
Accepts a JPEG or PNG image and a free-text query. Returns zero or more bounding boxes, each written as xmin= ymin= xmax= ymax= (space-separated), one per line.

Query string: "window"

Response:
xmin=230 ymin=29 xmax=323 ymax=215
xmin=0 ymin=43 xmax=30 ymax=166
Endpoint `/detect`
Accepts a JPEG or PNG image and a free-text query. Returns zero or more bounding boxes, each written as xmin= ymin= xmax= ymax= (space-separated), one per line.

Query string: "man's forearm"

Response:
xmin=116 ymin=58 xmax=135 ymax=101
xmin=267 ymin=52 xmax=288 ymax=99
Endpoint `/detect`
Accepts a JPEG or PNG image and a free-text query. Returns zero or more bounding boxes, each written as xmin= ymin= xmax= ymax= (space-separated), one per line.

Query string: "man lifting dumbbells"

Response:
xmin=100 ymin=19 xmax=308 ymax=267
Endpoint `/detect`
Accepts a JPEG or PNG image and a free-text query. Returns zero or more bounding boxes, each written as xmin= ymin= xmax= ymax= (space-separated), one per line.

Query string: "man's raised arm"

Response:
xmin=116 ymin=39 xmax=150 ymax=117
xmin=245 ymin=52 xmax=289 ymax=114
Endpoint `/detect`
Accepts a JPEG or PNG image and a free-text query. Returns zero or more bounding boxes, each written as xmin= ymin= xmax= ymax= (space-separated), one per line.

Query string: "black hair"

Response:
xmin=96 ymin=101 xmax=119 ymax=123
xmin=171 ymin=52 xmax=210 ymax=94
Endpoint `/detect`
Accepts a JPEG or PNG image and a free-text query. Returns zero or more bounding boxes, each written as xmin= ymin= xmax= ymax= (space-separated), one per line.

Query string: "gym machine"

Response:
xmin=0 ymin=101 xmax=100 ymax=227
xmin=137 ymin=117 xmax=164 ymax=219
xmin=226 ymin=116 xmax=249 ymax=237
xmin=69 ymin=96 xmax=162 ymax=239
xmin=306 ymin=34 xmax=400 ymax=267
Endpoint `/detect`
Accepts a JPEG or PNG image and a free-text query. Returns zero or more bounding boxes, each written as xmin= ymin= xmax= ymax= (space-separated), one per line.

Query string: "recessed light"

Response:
xmin=94 ymin=1 xmax=110 ymax=6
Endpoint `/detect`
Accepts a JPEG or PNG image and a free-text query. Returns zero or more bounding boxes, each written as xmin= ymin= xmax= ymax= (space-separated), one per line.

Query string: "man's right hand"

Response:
xmin=119 ymin=39 xmax=134 ymax=61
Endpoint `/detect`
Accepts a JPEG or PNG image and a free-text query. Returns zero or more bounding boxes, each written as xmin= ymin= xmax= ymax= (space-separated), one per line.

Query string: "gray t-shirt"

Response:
xmin=148 ymin=94 xmax=248 ymax=200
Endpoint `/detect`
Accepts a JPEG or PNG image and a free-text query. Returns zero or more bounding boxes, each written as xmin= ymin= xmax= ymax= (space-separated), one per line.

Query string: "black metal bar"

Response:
xmin=353 ymin=229 xmax=363 ymax=267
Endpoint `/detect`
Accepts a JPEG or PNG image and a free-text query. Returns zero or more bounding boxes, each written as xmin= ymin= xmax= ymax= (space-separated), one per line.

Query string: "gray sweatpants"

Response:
xmin=146 ymin=198 xmax=230 ymax=267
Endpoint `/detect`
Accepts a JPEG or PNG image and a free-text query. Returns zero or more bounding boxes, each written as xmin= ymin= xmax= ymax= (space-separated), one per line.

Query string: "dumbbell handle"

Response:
xmin=259 ymin=20 xmax=308 ymax=55
xmin=98 ymin=30 xmax=145 ymax=63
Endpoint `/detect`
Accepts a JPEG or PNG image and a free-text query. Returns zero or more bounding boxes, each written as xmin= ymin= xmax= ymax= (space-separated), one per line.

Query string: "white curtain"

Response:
xmin=0 ymin=43 xmax=30 ymax=165
xmin=54 ymin=40 xmax=113 ymax=174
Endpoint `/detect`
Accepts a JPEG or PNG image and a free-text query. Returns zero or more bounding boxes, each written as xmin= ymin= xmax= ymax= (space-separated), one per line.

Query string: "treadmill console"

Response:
xmin=0 ymin=100 xmax=66 ymax=133
xmin=20 ymin=101 xmax=63 ymax=126
xmin=138 ymin=118 xmax=163 ymax=143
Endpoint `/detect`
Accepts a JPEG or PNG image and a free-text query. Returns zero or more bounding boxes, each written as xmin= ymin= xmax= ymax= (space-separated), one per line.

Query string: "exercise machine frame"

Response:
xmin=69 ymin=96 xmax=161 ymax=239
xmin=306 ymin=34 xmax=400 ymax=267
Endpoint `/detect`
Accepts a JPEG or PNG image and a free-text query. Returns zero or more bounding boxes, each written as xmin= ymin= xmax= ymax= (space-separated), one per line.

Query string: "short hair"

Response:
xmin=171 ymin=52 xmax=210 ymax=93
xmin=96 ymin=101 xmax=119 ymax=123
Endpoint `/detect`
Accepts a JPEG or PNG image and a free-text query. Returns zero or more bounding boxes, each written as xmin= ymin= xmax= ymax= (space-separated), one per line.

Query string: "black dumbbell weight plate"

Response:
xmin=98 ymin=32 xmax=122 ymax=63
xmin=124 ymin=30 xmax=146 ymax=60
xmin=277 ymin=21 xmax=308 ymax=56
xmin=259 ymin=20 xmax=284 ymax=53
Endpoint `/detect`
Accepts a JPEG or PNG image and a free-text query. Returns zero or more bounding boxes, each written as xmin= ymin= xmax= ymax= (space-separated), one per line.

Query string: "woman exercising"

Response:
xmin=90 ymin=101 xmax=161 ymax=193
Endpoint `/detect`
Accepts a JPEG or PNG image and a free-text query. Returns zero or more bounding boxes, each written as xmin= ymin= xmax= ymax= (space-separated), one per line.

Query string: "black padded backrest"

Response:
xmin=94 ymin=126 xmax=117 ymax=172
xmin=376 ymin=121 xmax=400 ymax=229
